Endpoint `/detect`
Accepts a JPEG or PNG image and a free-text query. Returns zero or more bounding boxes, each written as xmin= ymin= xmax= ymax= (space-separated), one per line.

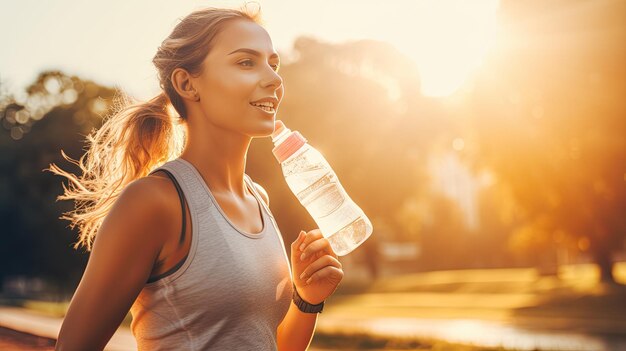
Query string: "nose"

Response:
xmin=261 ymin=66 xmax=283 ymax=91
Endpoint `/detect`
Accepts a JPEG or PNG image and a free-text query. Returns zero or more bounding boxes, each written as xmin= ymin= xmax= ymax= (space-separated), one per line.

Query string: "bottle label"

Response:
xmin=314 ymin=198 xmax=364 ymax=238
xmin=296 ymin=172 xmax=335 ymax=203
xmin=300 ymin=181 xmax=345 ymax=219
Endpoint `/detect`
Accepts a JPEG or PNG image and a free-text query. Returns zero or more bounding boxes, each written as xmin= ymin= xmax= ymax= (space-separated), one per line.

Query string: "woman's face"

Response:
xmin=192 ymin=19 xmax=284 ymax=137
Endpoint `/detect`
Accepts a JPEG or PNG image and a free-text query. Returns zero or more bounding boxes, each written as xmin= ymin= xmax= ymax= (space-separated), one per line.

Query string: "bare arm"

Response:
xmin=277 ymin=303 xmax=318 ymax=351
xmin=55 ymin=178 xmax=173 ymax=351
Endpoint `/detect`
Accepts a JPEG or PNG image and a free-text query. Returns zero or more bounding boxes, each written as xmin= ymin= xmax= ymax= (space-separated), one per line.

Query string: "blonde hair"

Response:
xmin=48 ymin=6 xmax=262 ymax=251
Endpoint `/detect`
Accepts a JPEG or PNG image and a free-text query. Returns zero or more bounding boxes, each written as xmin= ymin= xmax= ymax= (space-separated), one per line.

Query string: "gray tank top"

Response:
xmin=130 ymin=158 xmax=294 ymax=350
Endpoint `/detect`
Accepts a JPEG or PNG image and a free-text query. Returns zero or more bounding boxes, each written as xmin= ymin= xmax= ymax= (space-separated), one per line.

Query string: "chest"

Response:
xmin=187 ymin=212 xmax=293 ymax=320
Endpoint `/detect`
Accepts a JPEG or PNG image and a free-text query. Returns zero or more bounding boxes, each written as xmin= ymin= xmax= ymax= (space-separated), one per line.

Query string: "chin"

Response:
xmin=247 ymin=120 xmax=275 ymax=138
xmin=260 ymin=118 xmax=276 ymax=134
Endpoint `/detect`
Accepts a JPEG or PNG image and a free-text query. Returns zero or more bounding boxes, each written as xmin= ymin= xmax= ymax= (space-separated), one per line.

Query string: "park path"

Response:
xmin=0 ymin=326 xmax=55 ymax=350
xmin=0 ymin=306 xmax=135 ymax=350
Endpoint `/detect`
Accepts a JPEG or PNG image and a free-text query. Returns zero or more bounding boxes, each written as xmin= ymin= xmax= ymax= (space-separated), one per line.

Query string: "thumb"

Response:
xmin=290 ymin=230 xmax=306 ymax=254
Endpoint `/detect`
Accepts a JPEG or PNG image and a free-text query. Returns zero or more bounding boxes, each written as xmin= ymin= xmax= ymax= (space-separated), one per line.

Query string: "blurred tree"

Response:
xmin=416 ymin=191 xmax=473 ymax=271
xmin=475 ymin=180 xmax=524 ymax=269
xmin=0 ymin=71 xmax=117 ymax=296
xmin=470 ymin=0 xmax=626 ymax=282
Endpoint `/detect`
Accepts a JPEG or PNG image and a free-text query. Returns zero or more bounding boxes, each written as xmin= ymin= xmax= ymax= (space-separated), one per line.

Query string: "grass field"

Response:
xmin=324 ymin=263 xmax=626 ymax=323
xmin=309 ymin=263 xmax=626 ymax=349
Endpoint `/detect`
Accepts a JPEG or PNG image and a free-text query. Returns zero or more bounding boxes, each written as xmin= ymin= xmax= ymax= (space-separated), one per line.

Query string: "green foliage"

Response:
xmin=0 ymin=71 xmax=118 ymax=296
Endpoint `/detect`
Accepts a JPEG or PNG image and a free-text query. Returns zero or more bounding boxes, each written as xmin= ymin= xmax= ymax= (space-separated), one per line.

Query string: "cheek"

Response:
xmin=202 ymin=70 xmax=257 ymax=112
xmin=216 ymin=69 xmax=257 ymax=97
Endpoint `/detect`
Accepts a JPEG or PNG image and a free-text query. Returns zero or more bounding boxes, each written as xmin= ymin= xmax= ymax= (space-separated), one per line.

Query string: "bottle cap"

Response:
xmin=271 ymin=120 xmax=307 ymax=163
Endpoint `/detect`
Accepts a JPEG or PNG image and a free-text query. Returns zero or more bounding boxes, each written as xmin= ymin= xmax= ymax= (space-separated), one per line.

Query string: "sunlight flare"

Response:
xmin=399 ymin=0 xmax=500 ymax=97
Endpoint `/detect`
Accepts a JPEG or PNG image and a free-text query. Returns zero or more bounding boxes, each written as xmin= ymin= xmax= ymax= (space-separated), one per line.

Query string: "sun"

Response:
xmin=393 ymin=0 xmax=501 ymax=97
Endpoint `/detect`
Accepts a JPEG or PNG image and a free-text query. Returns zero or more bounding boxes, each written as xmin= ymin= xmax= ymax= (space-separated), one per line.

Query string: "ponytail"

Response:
xmin=48 ymin=92 xmax=184 ymax=251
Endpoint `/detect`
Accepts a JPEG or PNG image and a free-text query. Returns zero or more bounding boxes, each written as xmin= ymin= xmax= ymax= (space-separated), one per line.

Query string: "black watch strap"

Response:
xmin=292 ymin=284 xmax=324 ymax=313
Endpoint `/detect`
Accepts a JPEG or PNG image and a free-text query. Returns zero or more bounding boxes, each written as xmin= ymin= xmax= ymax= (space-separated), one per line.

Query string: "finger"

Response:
xmin=298 ymin=255 xmax=342 ymax=283
xmin=298 ymin=229 xmax=323 ymax=252
xmin=300 ymin=237 xmax=336 ymax=261
xmin=291 ymin=230 xmax=306 ymax=251
xmin=306 ymin=266 xmax=344 ymax=285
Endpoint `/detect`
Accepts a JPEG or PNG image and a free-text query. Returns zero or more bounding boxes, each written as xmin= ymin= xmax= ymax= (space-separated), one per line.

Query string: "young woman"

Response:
xmin=51 ymin=6 xmax=344 ymax=350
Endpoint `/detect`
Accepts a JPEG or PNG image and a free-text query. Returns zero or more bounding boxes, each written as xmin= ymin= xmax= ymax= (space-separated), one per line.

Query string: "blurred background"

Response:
xmin=1 ymin=0 xmax=625 ymax=350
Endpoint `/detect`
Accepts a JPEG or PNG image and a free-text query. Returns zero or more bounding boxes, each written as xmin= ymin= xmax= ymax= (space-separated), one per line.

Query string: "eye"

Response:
xmin=238 ymin=59 xmax=280 ymax=72
xmin=238 ymin=59 xmax=254 ymax=67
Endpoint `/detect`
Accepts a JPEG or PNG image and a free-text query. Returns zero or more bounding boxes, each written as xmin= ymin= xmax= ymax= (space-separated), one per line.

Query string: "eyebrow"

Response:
xmin=228 ymin=48 xmax=280 ymax=59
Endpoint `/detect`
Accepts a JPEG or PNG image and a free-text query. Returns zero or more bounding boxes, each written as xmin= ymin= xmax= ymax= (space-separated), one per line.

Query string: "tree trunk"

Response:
xmin=594 ymin=250 xmax=615 ymax=284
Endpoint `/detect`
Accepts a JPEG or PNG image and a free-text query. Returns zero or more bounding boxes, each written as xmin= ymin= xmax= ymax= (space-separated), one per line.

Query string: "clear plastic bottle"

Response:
xmin=271 ymin=120 xmax=373 ymax=256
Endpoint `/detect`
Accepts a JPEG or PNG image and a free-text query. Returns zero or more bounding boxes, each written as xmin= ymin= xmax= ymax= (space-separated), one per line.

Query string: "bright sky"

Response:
xmin=0 ymin=0 xmax=500 ymax=100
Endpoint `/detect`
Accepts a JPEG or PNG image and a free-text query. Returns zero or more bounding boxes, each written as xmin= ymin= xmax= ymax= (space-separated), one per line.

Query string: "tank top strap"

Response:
xmin=243 ymin=174 xmax=274 ymax=219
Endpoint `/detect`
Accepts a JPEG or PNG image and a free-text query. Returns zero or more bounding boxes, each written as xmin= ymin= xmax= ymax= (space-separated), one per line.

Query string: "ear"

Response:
xmin=171 ymin=68 xmax=200 ymax=102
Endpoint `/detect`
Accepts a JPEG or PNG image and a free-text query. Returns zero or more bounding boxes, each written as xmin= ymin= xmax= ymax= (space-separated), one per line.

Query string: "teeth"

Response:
xmin=250 ymin=102 xmax=275 ymax=112
xmin=251 ymin=101 xmax=275 ymax=108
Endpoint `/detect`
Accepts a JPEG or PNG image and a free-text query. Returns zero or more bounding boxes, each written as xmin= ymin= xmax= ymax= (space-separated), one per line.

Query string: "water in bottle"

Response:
xmin=271 ymin=120 xmax=373 ymax=256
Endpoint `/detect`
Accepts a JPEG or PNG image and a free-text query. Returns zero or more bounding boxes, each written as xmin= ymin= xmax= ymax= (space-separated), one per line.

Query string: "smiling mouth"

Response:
xmin=250 ymin=103 xmax=276 ymax=113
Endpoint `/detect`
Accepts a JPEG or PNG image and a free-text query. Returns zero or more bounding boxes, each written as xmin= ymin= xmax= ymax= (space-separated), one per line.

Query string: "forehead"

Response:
xmin=210 ymin=19 xmax=277 ymax=57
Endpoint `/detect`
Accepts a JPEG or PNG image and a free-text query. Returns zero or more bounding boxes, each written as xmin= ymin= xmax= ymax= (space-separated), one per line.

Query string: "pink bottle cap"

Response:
xmin=271 ymin=120 xmax=307 ymax=163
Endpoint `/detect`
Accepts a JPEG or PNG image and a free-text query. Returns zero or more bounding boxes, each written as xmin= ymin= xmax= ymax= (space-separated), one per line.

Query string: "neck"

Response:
xmin=179 ymin=121 xmax=251 ymax=198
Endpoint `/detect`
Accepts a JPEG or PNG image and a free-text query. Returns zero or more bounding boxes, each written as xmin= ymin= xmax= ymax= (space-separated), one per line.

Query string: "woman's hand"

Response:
xmin=290 ymin=229 xmax=344 ymax=305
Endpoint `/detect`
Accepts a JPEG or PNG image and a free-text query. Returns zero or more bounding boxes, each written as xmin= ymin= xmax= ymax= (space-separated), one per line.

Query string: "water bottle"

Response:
xmin=271 ymin=120 xmax=373 ymax=256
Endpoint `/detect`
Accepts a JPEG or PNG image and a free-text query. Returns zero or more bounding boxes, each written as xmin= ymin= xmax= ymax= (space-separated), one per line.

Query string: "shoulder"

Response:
xmin=119 ymin=172 xmax=180 ymax=216
xmin=102 ymin=172 xmax=180 ymax=247
xmin=251 ymin=180 xmax=269 ymax=207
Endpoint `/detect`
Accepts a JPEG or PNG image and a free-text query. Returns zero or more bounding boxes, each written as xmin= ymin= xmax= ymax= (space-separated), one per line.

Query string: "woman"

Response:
xmin=51 ymin=6 xmax=344 ymax=350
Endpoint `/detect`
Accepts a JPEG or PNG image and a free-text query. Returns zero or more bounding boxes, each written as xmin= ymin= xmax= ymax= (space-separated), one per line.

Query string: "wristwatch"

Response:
xmin=292 ymin=284 xmax=324 ymax=313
